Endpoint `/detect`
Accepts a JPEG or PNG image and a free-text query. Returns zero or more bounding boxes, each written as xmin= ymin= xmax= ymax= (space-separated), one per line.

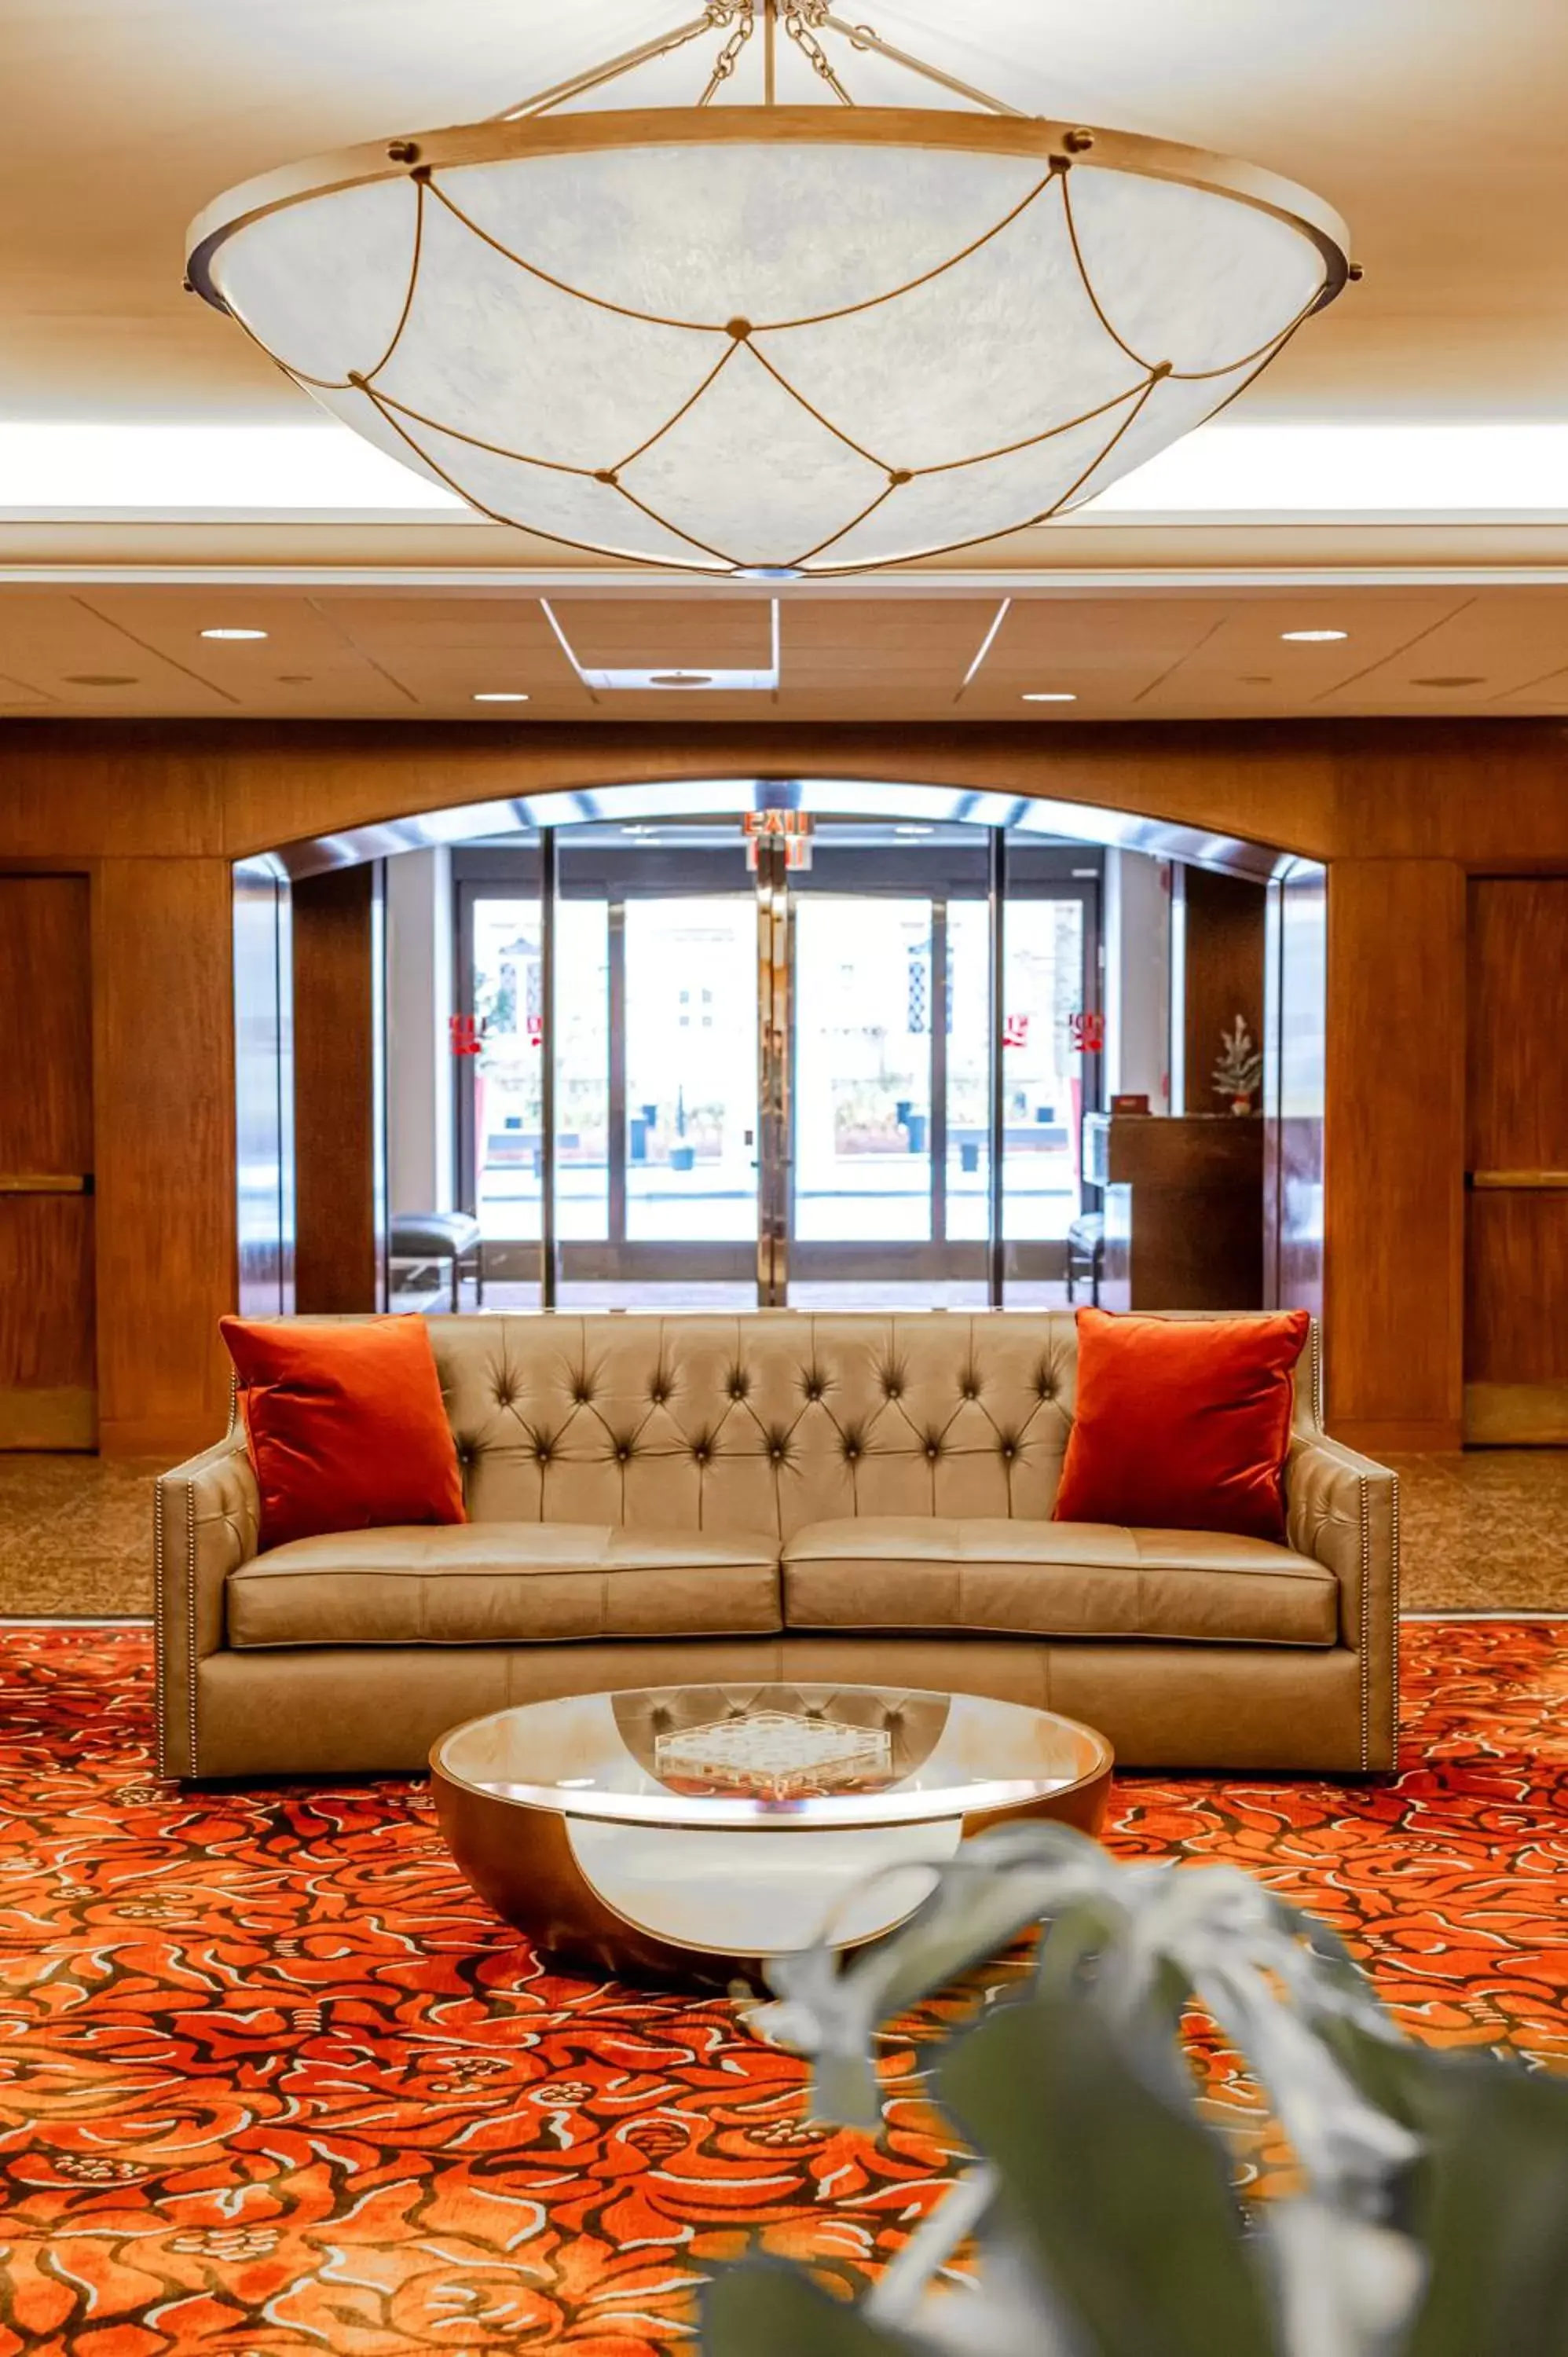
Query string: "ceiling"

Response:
xmin=9 ymin=581 xmax=1568 ymax=722
xmin=9 ymin=0 xmax=1566 ymax=425
xmin=4 ymin=2 xmax=1568 ymax=715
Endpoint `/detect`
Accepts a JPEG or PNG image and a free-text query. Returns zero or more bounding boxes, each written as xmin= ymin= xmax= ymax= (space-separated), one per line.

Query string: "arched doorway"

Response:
xmin=238 ymin=777 xmax=1317 ymax=1321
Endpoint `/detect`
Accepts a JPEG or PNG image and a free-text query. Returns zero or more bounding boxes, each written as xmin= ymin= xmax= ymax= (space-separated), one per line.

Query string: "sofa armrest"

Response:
xmin=1286 ymin=1431 xmax=1400 ymax=1772
xmin=155 ymin=1428 xmax=259 ymax=1779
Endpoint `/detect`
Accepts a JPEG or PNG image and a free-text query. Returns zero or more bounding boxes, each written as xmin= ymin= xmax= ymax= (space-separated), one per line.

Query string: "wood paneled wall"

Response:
xmin=6 ymin=714 xmax=1568 ymax=1456
xmin=1464 ymin=878 xmax=1568 ymax=1442
xmin=0 ymin=875 xmax=96 ymax=1448
xmin=292 ymin=865 xmax=387 ymax=1316
xmin=1324 ymin=860 xmax=1467 ymax=1450
xmin=1178 ymin=867 xmax=1266 ymax=1115
xmin=93 ymin=859 xmax=237 ymax=1456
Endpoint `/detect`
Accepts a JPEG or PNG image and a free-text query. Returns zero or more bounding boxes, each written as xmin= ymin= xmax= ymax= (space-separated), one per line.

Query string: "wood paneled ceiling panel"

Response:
xmin=82 ymin=588 xmax=415 ymax=711
xmin=324 ymin=596 xmax=582 ymax=707
xmin=1096 ymin=596 xmax=1465 ymax=715
xmin=969 ymin=599 xmax=1225 ymax=713
xmin=0 ymin=589 xmax=269 ymax=714
xmin=778 ymin=600 xmax=995 ymax=697
xmin=7 ymin=582 xmax=1568 ymax=718
xmin=548 ymin=601 xmax=775 ymax=674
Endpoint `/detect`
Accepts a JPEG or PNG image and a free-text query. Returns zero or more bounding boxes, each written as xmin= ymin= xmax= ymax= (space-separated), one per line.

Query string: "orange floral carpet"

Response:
xmin=2 ymin=1621 xmax=1565 ymax=2355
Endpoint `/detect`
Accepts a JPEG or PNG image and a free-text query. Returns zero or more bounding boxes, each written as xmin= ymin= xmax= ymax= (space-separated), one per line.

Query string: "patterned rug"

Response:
xmin=2 ymin=1622 xmax=1565 ymax=2355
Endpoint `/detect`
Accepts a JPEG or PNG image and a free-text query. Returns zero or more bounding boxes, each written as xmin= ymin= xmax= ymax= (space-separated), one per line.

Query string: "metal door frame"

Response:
xmin=452 ymin=823 xmax=1102 ymax=1307
xmin=756 ymin=833 xmax=791 ymax=1307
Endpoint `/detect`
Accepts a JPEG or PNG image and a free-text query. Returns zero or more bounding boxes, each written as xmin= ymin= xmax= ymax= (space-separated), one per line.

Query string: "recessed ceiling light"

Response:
xmin=1280 ymin=629 xmax=1347 ymax=643
xmin=200 ymin=626 xmax=268 ymax=641
xmin=896 ymin=825 xmax=933 ymax=837
xmin=649 ymin=671 xmax=714 ymax=688
xmin=65 ymin=672 xmax=138 ymax=686
xmin=471 ymin=690 xmax=530 ymax=702
xmin=1410 ymin=675 xmax=1484 ymax=688
xmin=1021 ymin=691 xmax=1077 ymax=703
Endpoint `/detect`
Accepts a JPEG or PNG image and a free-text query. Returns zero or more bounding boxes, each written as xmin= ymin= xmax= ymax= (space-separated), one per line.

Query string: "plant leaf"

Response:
xmin=1394 ymin=2055 xmax=1568 ymax=2357
xmin=702 ymin=2258 xmax=934 ymax=2357
xmin=935 ymin=1989 xmax=1282 ymax=2357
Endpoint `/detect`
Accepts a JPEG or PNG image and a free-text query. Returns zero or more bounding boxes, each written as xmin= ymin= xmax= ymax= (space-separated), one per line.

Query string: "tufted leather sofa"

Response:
xmin=154 ymin=1312 xmax=1398 ymax=1780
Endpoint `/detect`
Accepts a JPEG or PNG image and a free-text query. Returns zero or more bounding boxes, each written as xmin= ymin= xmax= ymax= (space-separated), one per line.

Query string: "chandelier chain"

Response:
xmin=698 ymin=3 xmax=757 ymax=104
xmin=493 ymin=8 xmax=745 ymax=123
xmin=823 ymin=12 xmax=1024 ymax=117
xmin=783 ymin=6 xmax=856 ymax=104
xmin=489 ymin=1 xmax=1031 ymax=119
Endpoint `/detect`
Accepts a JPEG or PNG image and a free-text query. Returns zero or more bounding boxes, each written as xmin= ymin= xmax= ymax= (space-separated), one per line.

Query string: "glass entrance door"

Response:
xmin=789 ymin=887 xmax=991 ymax=1307
xmin=465 ymin=885 xmax=546 ymax=1304
xmin=453 ymin=814 xmax=1099 ymax=1311
xmin=552 ymin=826 xmax=760 ymax=1308
xmin=1000 ymin=876 xmax=1094 ymax=1301
xmin=623 ymin=897 xmax=759 ymax=1256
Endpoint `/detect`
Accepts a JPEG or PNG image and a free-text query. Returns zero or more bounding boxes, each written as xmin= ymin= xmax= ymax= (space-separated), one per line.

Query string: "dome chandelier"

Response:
xmin=186 ymin=3 xmax=1354 ymax=577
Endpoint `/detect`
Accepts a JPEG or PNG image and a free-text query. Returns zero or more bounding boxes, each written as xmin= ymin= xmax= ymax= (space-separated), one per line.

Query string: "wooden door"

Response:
xmin=1464 ymin=878 xmax=1568 ymax=1442
xmin=0 ymin=875 xmax=97 ymax=1447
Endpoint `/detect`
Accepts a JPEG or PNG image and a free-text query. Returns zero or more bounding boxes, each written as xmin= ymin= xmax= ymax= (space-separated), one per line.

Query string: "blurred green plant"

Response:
xmin=701 ymin=1823 xmax=1568 ymax=2357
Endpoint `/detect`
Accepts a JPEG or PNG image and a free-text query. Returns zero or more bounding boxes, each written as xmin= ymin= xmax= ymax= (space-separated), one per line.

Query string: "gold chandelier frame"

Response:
xmin=186 ymin=7 xmax=1354 ymax=577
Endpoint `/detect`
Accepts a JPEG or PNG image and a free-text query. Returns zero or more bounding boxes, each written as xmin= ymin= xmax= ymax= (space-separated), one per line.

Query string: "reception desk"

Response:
xmin=1083 ymin=1113 xmax=1263 ymax=1312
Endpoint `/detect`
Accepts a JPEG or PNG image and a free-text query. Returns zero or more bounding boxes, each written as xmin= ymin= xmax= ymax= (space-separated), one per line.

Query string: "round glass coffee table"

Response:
xmin=430 ymin=1683 xmax=1112 ymax=1986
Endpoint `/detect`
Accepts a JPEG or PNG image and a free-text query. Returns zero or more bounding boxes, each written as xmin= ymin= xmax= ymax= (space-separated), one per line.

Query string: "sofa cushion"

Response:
xmin=781 ymin=1517 xmax=1336 ymax=1648
xmin=227 ymin=1524 xmax=782 ymax=1649
xmin=1053 ymin=1306 xmax=1310 ymax=1544
xmin=220 ymin=1314 xmax=465 ymax=1550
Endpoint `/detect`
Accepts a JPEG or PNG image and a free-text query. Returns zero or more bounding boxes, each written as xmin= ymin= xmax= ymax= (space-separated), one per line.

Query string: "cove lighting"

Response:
xmin=472 ymin=691 xmax=530 ymax=703
xmin=200 ymin=626 xmax=267 ymax=641
xmin=1023 ymin=691 xmax=1078 ymax=703
xmin=13 ymin=421 xmax=1568 ymax=526
xmin=1280 ymin=629 xmax=1347 ymax=643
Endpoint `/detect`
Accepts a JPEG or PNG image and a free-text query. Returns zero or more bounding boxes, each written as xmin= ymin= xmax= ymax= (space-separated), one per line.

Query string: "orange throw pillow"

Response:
xmin=1053 ymin=1307 xmax=1311 ymax=1544
xmin=220 ymin=1316 xmax=466 ymax=1551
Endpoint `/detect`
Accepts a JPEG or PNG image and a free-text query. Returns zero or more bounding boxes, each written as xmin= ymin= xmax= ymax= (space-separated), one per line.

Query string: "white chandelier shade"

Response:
xmin=188 ymin=109 xmax=1350 ymax=575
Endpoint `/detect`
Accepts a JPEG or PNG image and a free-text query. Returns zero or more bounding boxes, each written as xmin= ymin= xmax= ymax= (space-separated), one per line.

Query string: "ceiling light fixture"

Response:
xmin=471 ymin=690 xmax=530 ymax=702
xmin=200 ymin=626 xmax=269 ymax=641
xmin=648 ymin=671 xmax=715 ymax=688
xmin=185 ymin=3 xmax=1353 ymax=578
xmin=1280 ymin=629 xmax=1348 ymax=643
xmin=1023 ymin=691 xmax=1078 ymax=703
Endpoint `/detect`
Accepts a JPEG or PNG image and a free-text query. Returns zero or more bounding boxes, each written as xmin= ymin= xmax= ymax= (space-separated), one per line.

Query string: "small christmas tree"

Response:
xmin=1212 ymin=1014 xmax=1262 ymax=1112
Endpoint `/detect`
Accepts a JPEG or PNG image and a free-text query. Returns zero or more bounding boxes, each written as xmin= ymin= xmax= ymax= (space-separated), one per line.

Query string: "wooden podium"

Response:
xmin=1083 ymin=1113 xmax=1263 ymax=1312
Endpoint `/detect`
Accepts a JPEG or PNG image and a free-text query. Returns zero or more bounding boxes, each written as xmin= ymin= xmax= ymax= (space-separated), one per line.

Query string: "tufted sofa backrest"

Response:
xmin=423 ymin=1310 xmax=1321 ymax=1540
